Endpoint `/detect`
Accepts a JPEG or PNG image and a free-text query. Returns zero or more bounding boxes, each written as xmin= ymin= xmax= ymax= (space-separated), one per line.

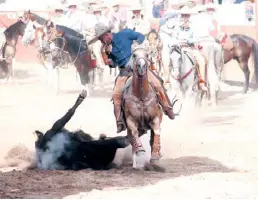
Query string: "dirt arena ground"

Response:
xmin=0 ymin=61 xmax=258 ymax=199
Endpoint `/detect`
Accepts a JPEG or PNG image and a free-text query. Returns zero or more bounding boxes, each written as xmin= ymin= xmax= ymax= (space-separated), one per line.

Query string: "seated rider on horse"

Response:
xmin=173 ymin=6 xmax=208 ymax=91
xmin=88 ymin=23 xmax=175 ymax=133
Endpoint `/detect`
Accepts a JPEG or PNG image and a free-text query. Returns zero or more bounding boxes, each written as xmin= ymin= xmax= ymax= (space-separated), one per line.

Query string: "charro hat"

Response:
xmin=87 ymin=23 xmax=113 ymax=45
xmin=179 ymin=6 xmax=198 ymax=15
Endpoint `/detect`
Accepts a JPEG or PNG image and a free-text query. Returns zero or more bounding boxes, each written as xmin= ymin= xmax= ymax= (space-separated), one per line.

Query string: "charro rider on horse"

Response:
xmin=88 ymin=23 xmax=175 ymax=133
xmin=173 ymin=6 xmax=208 ymax=91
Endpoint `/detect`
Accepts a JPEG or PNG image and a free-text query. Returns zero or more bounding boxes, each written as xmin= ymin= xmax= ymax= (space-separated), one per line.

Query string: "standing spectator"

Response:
xmin=109 ymin=1 xmax=128 ymax=32
xmin=152 ymin=0 xmax=164 ymax=18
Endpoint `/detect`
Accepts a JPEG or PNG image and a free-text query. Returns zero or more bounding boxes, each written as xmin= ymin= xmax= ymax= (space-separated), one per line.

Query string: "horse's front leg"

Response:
xmin=5 ymin=57 xmax=13 ymax=80
xmin=126 ymin=118 xmax=146 ymax=169
xmin=150 ymin=117 xmax=161 ymax=163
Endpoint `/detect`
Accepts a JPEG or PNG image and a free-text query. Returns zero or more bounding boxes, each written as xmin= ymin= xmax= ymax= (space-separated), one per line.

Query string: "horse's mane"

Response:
xmin=64 ymin=33 xmax=88 ymax=55
xmin=231 ymin=34 xmax=256 ymax=44
xmin=56 ymin=25 xmax=84 ymax=39
xmin=30 ymin=12 xmax=47 ymax=25
xmin=4 ymin=20 xmax=25 ymax=36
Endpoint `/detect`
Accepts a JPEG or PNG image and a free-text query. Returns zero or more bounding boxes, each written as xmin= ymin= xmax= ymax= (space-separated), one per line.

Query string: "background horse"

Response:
xmin=217 ymin=34 xmax=258 ymax=93
xmin=197 ymin=42 xmax=224 ymax=106
xmin=122 ymin=46 xmax=171 ymax=169
xmin=49 ymin=27 xmax=96 ymax=94
xmin=0 ymin=20 xmax=26 ymax=80
xmin=21 ymin=11 xmax=58 ymax=89
xmin=170 ymin=45 xmax=208 ymax=108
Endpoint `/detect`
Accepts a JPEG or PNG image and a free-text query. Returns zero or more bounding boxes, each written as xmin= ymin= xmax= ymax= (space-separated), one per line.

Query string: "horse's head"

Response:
xmin=170 ymin=45 xmax=183 ymax=77
xmin=132 ymin=45 xmax=148 ymax=78
xmin=21 ymin=20 xmax=37 ymax=46
xmin=49 ymin=30 xmax=67 ymax=66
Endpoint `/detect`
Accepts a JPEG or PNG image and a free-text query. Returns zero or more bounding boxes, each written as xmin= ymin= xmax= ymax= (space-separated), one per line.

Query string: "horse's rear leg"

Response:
xmin=238 ymin=60 xmax=250 ymax=93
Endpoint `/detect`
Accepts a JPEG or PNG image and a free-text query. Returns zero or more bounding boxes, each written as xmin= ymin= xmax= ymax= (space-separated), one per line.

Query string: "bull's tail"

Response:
xmin=252 ymin=41 xmax=258 ymax=84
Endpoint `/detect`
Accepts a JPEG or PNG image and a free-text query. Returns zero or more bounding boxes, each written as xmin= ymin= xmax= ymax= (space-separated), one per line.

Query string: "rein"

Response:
xmin=50 ymin=30 xmax=86 ymax=65
xmin=170 ymin=45 xmax=195 ymax=82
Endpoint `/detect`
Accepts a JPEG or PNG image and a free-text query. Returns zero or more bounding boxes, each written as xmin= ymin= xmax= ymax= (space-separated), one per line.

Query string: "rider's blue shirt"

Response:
xmin=109 ymin=29 xmax=145 ymax=67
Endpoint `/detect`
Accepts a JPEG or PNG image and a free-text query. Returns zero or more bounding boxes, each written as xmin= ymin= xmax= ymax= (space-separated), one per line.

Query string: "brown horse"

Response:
xmin=217 ymin=34 xmax=258 ymax=93
xmin=0 ymin=20 xmax=26 ymax=80
xmin=48 ymin=25 xmax=97 ymax=93
xmin=122 ymin=46 xmax=169 ymax=169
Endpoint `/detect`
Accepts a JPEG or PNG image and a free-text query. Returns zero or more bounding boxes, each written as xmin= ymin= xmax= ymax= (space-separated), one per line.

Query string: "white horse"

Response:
xmin=21 ymin=19 xmax=60 ymax=91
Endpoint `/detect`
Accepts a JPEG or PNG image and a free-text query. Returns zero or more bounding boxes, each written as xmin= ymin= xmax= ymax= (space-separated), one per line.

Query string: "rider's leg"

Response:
xmin=147 ymin=70 xmax=174 ymax=119
xmin=113 ymin=75 xmax=128 ymax=133
xmin=192 ymin=49 xmax=208 ymax=91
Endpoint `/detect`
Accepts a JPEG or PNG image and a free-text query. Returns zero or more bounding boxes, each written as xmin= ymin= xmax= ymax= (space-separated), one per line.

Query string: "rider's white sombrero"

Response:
xmin=87 ymin=0 xmax=104 ymax=5
xmin=87 ymin=23 xmax=113 ymax=45
xmin=128 ymin=5 xmax=145 ymax=11
xmin=192 ymin=4 xmax=206 ymax=12
xmin=52 ymin=3 xmax=66 ymax=11
xmin=88 ymin=5 xmax=106 ymax=13
xmin=205 ymin=3 xmax=218 ymax=10
xmin=179 ymin=6 xmax=198 ymax=15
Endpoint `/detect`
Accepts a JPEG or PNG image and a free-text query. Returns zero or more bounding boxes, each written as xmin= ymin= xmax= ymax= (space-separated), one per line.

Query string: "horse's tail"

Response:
xmin=251 ymin=40 xmax=258 ymax=84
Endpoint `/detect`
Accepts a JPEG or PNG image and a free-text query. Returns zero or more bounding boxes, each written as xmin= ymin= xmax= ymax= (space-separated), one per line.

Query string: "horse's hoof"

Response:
xmin=136 ymin=149 xmax=146 ymax=156
xmin=150 ymin=158 xmax=159 ymax=164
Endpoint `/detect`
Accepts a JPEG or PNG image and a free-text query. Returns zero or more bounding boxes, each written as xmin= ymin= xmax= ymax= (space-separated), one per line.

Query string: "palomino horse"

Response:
xmin=217 ymin=34 xmax=258 ymax=93
xmin=48 ymin=26 xmax=96 ymax=94
xmin=122 ymin=46 xmax=176 ymax=169
xmin=169 ymin=44 xmax=221 ymax=108
xmin=0 ymin=20 xmax=26 ymax=80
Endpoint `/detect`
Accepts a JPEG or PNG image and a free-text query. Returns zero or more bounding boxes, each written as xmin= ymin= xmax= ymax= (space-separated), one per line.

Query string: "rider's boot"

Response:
xmin=148 ymin=70 xmax=175 ymax=119
xmin=113 ymin=95 xmax=126 ymax=133
xmin=157 ymin=88 xmax=175 ymax=120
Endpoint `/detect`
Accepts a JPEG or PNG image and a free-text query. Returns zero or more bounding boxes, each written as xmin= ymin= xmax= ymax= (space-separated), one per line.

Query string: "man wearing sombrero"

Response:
xmin=88 ymin=23 xmax=175 ymax=133
xmin=65 ymin=0 xmax=86 ymax=33
xmin=127 ymin=5 xmax=150 ymax=36
xmin=51 ymin=3 xmax=67 ymax=26
xmin=87 ymin=4 xmax=110 ymax=86
xmin=109 ymin=1 xmax=127 ymax=33
xmin=173 ymin=6 xmax=208 ymax=91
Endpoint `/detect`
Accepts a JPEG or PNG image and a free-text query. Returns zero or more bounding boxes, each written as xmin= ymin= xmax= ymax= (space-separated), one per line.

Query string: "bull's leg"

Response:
xmin=150 ymin=117 xmax=161 ymax=163
xmin=51 ymin=90 xmax=87 ymax=132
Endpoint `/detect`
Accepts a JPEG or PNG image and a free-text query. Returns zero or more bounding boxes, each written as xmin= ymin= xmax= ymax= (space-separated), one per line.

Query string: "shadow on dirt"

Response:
xmin=59 ymin=88 xmax=113 ymax=98
xmin=224 ymin=80 xmax=257 ymax=90
xmin=0 ymin=156 xmax=235 ymax=198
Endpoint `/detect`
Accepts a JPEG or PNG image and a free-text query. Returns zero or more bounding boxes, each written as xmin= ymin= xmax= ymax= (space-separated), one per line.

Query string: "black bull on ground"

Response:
xmin=34 ymin=90 xmax=130 ymax=170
